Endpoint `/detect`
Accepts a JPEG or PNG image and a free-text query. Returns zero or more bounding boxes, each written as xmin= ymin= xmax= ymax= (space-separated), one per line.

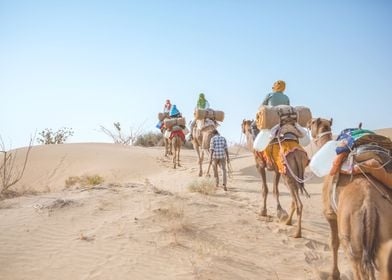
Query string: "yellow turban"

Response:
xmin=272 ymin=80 xmax=286 ymax=92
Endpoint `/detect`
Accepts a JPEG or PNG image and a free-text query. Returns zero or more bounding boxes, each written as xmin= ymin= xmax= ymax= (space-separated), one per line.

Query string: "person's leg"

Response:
xmin=220 ymin=159 xmax=227 ymax=191
xmin=212 ymin=159 xmax=219 ymax=187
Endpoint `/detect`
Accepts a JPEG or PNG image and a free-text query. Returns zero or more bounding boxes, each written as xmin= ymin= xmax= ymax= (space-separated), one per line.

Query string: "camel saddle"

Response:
xmin=333 ymin=142 xmax=392 ymax=189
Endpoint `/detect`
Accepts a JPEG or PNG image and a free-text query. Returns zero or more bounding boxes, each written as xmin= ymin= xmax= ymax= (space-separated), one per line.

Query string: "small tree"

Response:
xmin=100 ymin=122 xmax=145 ymax=145
xmin=37 ymin=127 xmax=74 ymax=144
xmin=0 ymin=136 xmax=33 ymax=196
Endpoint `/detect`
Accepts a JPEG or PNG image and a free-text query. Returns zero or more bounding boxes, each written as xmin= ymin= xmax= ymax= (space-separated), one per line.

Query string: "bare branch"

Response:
xmin=0 ymin=135 xmax=34 ymax=196
xmin=100 ymin=121 xmax=146 ymax=145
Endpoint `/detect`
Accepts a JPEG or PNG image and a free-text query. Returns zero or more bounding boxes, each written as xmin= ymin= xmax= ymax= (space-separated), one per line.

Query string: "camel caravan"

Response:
xmin=157 ymin=82 xmax=392 ymax=278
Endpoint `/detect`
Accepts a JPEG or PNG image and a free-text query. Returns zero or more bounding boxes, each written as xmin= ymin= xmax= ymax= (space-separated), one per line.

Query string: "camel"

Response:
xmin=191 ymin=121 xmax=217 ymax=177
xmin=242 ymin=119 xmax=309 ymax=238
xmin=309 ymin=118 xmax=392 ymax=280
xmin=242 ymin=120 xmax=287 ymax=220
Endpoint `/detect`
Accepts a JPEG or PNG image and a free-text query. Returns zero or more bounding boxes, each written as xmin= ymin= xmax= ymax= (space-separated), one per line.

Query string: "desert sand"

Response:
xmin=1 ymin=129 xmax=391 ymax=279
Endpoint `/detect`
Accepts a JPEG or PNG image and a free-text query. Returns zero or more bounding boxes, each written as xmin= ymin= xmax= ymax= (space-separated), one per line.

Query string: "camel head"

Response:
xmin=307 ymin=118 xmax=333 ymax=147
xmin=241 ymin=119 xmax=253 ymax=135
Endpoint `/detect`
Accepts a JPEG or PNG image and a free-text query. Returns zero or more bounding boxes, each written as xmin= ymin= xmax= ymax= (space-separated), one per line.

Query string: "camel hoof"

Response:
xmin=293 ymin=232 xmax=301 ymax=238
xmin=284 ymin=219 xmax=292 ymax=226
xmin=328 ymin=271 xmax=340 ymax=280
xmin=260 ymin=209 xmax=267 ymax=217
xmin=277 ymin=209 xmax=288 ymax=221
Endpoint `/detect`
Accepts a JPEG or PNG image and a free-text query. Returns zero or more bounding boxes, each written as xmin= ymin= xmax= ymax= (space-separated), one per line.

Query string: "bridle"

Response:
xmin=313 ymin=130 xmax=332 ymax=147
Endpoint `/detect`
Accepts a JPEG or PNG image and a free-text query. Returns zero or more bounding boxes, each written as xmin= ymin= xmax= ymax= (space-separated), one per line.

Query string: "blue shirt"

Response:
xmin=262 ymin=92 xmax=290 ymax=106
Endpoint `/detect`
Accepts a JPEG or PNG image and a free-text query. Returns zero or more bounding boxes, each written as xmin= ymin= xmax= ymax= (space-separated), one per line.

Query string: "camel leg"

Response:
xmin=273 ymin=172 xmax=288 ymax=221
xmin=326 ymin=217 xmax=340 ymax=280
xmin=193 ymin=142 xmax=203 ymax=176
xmin=199 ymin=150 xmax=204 ymax=177
xmin=259 ymin=166 xmax=268 ymax=217
xmin=173 ymin=139 xmax=177 ymax=169
xmin=293 ymin=189 xmax=303 ymax=238
xmin=285 ymin=200 xmax=295 ymax=226
xmin=177 ymin=146 xmax=181 ymax=167
xmin=164 ymin=138 xmax=169 ymax=157
xmin=284 ymin=181 xmax=302 ymax=238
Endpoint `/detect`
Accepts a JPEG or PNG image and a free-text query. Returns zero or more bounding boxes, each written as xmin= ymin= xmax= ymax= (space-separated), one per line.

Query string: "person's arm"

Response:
xmin=262 ymin=93 xmax=272 ymax=106
xmin=224 ymin=139 xmax=230 ymax=163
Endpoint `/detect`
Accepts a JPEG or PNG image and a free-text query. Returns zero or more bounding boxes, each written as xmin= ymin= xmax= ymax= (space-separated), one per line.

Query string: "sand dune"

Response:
xmin=1 ymin=130 xmax=391 ymax=279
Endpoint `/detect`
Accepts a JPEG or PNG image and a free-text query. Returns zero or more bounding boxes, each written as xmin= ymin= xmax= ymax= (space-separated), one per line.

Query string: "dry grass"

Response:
xmin=155 ymin=199 xmax=193 ymax=244
xmin=65 ymin=175 xmax=104 ymax=188
xmin=188 ymin=178 xmax=217 ymax=195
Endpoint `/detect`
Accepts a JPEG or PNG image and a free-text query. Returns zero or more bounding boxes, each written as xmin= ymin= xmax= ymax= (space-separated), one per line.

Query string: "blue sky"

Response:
xmin=1 ymin=0 xmax=391 ymax=148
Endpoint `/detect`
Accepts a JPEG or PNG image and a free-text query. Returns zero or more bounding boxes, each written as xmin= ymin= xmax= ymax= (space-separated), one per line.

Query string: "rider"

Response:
xmin=262 ymin=80 xmax=290 ymax=106
xmin=169 ymin=104 xmax=182 ymax=118
xmin=163 ymin=99 xmax=172 ymax=114
xmin=189 ymin=93 xmax=210 ymax=140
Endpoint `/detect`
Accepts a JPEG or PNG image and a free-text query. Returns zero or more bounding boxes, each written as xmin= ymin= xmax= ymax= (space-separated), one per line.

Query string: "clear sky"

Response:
xmin=1 ymin=0 xmax=391 ymax=148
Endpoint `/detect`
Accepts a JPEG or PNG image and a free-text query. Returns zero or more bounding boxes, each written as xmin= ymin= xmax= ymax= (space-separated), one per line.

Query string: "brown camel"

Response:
xmin=192 ymin=122 xmax=217 ymax=177
xmin=309 ymin=118 xmax=392 ymax=280
xmin=242 ymin=119 xmax=309 ymax=238
xmin=171 ymin=133 xmax=182 ymax=169
xmin=242 ymin=120 xmax=287 ymax=220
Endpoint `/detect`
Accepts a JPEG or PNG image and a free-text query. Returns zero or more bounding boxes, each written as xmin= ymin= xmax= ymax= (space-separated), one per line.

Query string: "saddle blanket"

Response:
xmin=255 ymin=140 xmax=308 ymax=174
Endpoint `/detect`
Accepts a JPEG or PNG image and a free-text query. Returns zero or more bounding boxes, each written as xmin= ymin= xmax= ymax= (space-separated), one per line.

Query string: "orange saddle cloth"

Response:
xmin=256 ymin=140 xmax=308 ymax=174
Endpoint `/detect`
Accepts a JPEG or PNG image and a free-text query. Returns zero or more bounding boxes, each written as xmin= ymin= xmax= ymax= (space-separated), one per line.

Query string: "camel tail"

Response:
xmin=360 ymin=200 xmax=380 ymax=279
xmin=294 ymin=151 xmax=309 ymax=198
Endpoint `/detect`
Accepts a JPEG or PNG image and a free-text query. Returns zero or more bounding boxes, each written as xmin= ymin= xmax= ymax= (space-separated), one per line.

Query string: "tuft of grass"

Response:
xmin=188 ymin=178 xmax=217 ymax=195
xmin=65 ymin=175 xmax=105 ymax=188
xmin=85 ymin=175 xmax=104 ymax=186
xmin=155 ymin=200 xmax=192 ymax=244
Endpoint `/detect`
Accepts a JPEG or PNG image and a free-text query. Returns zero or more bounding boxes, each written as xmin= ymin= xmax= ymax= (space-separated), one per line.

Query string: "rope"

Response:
xmin=345 ymin=144 xmax=392 ymax=206
xmin=357 ymin=166 xmax=392 ymax=205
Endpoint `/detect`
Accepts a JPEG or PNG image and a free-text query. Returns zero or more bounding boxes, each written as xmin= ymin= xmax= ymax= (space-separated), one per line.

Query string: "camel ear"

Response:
xmin=329 ymin=118 xmax=333 ymax=126
xmin=316 ymin=118 xmax=321 ymax=127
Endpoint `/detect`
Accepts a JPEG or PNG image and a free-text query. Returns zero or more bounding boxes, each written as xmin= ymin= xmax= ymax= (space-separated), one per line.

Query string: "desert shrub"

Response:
xmin=0 ymin=137 xmax=33 ymax=197
xmin=37 ymin=127 xmax=73 ymax=144
xmin=134 ymin=132 xmax=164 ymax=147
xmin=188 ymin=178 xmax=216 ymax=195
xmin=100 ymin=122 xmax=145 ymax=145
xmin=65 ymin=175 xmax=104 ymax=188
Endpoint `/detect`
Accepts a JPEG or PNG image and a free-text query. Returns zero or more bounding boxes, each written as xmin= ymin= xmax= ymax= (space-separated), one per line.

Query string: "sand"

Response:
xmin=2 ymin=134 xmax=391 ymax=279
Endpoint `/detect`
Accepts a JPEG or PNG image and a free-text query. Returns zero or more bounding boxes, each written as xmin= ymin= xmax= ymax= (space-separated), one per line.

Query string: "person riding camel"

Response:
xmin=163 ymin=99 xmax=172 ymax=114
xmin=169 ymin=104 xmax=182 ymax=118
xmin=189 ymin=93 xmax=211 ymax=140
xmin=262 ymin=80 xmax=290 ymax=106
xmin=196 ymin=93 xmax=210 ymax=110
